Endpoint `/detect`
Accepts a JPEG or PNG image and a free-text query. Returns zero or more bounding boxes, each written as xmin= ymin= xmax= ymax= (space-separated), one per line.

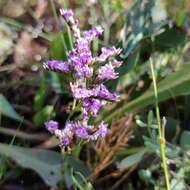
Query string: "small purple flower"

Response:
xmin=98 ymin=122 xmax=108 ymax=137
xmin=96 ymin=60 xmax=122 ymax=81
xmin=93 ymin=26 xmax=104 ymax=36
xmin=54 ymin=129 xmax=63 ymax=137
xmin=45 ymin=120 xmax=59 ymax=132
xmin=91 ymin=99 xmax=106 ymax=115
xmin=83 ymin=26 xmax=103 ymax=41
xmin=76 ymin=38 xmax=90 ymax=52
xmin=98 ymin=47 xmax=122 ymax=62
xmin=75 ymin=127 xmax=89 ymax=139
xmin=81 ymin=107 xmax=89 ymax=120
xmin=44 ymin=60 xmax=70 ymax=73
xmin=60 ymin=9 xmax=73 ymax=19
xmin=90 ymin=122 xmax=108 ymax=140
xmin=96 ymin=84 xmax=119 ymax=102
xmin=70 ymin=82 xmax=95 ymax=99
xmin=83 ymin=98 xmax=92 ymax=108
xmin=64 ymin=121 xmax=74 ymax=137
xmin=75 ymin=65 xmax=93 ymax=79
xmin=59 ymin=136 xmax=70 ymax=146
xmin=80 ymin=52 xmax=93 ymax=64
xmin=83 ymin=98 xmax=106 ymax=116
xmin=97 ymin=63 xmax=118 ymax=80
xmin=68 ymin=44 xmax=93 ymax=76
xmin=111 ymin=60 xmax=122 ymax=68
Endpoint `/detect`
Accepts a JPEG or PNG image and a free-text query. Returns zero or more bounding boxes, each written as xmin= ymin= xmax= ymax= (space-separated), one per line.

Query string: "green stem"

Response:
xmin=72 ymin=140 xmax=83 ymax=158
xmin=72 ymin=99 xmax=77 ymax=110
xmin=61 ymin=0 xmax=67 ymax=8
xmin=90 ymin=6 xmax=99 ymax=54
xmin=49 ymin=0 xmax=59 ymax=26
xmin=149 ymin=58 xmax=170 ymax=190
xmin=67 ymin=100 xmax=80 ymax=121
xmin=50 ymin=0 xmax=68 ymax=54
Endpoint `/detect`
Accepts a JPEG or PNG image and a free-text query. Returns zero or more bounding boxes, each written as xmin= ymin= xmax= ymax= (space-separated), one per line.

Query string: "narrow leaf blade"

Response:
xmin=0 ymin=94 xmax=23 ymax=122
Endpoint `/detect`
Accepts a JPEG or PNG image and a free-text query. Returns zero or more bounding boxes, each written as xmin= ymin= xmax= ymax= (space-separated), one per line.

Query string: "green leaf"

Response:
xmin=50 ymin=32 xmax=67 ymax=60
xmin=170 ymin=167 xmax=186 ymax=190
xmin=143 ymin=136 xmax=160 ymax=154
xmin=63 ymin=155 xmax=90 ymax=188
xmin=33 ymin=84 xmax=47 ymax=112
xmin=0 ymin=143 xmax=62 ymax=187
xmin=117 ymin=148 xmax=147 ymax=170
xmin=180 ymin=131 xmax=190 ymax=150
xmin=155 ymin=27 xmax=186 ymax=51
xmin=175 ymin=9 xmax=186 ymax=27
xmin=123 ymin=0 xmax=168 ymax=58
xmin=33 ymin=105 xmax=55 ymax=127
xmin=0 ymin=23 xmax=14 ymax=64
xmin=139 ymin=169 xmax=153 ymax=183
xmin=0 ymin=94 xmax=23 ymax=122
xmin=171 ymin=178 xmax=186 ymax=190
xmin=147 ymin=110 xmax=154 ymax=126
xmin=136 ymin=119 xmax=147 ymax=127
xmin=103 ymin=63 xmax=190 ymax=123
xmin=50 ymin=31 xmax=72 ymax=60
xmin=48 ymin=72 xmax=62 ymax=94
xmin=165 ymin=0 xmax=187 ymax=27
xmin=67 ymin=156 xmax=90 ymax=176
xmin=165 ymin=117 xmax=179 ymax=141
xmin=49 ymin=31 xmax=73 ymax=94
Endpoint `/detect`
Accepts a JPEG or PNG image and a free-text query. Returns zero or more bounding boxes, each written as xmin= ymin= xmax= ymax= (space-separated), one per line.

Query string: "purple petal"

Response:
xmin=96 ymin=84 xmax=119 ymax=102
xmin=98 ymin=122 xmax=108 ymax=137
xmin=60 ymin=136 xmax=70 ymax=146
xmin=83 ymin=26 xmax=103 ymax=41
xmin=75 ymin=127 xmax=89 ymax=139
xmin=44 ymin=120 xmax=59 ymax=132
xmin=98 ymin=47 xmax=122 ymax=62
xmin=44 ymin=60 xmax=70 ymax=73
xmin=60 ymin=9 xmax=73 ymax=19
xmin=97 ymin=63 xmax=118 ymax=80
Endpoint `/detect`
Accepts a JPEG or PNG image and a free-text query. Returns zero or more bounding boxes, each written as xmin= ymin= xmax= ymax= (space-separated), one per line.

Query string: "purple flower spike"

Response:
xmin=44 ymin=60 xmax=70 ymax=73
xmin=44 ymin=9 xmax=122 ymax=147
xmin=75 ymin=127 xmax=89 ymax=139
xmin=60 ymin=9 xmax=80 ymax=41
xmin=45 ymin=120 xmax=59 ymax=133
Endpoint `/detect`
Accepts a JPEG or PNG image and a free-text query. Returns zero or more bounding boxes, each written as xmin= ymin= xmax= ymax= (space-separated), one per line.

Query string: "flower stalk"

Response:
xmin=149 ymin=58 xmax=170 ymax=190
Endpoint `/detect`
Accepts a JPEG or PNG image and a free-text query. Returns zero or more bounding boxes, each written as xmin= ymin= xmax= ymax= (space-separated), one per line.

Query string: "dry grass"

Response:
xmin=91 ymin=114 xmax=134 ymax=181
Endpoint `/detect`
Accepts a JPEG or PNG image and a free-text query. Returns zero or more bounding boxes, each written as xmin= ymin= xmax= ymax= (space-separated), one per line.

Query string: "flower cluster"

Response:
xmin=44 ymin=9 xmax=122 ymax=147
